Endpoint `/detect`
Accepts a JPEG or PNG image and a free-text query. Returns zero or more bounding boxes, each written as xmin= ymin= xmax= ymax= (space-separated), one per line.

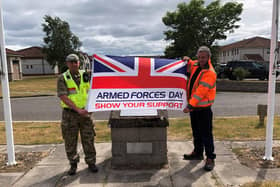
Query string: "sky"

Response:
xmin=1 ymin=0 xmax=276 ymax=56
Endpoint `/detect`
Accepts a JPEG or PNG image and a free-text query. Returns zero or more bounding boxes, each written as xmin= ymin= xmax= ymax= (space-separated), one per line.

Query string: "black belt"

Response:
xmin=63 ymin=108 xmax=78 ymax=113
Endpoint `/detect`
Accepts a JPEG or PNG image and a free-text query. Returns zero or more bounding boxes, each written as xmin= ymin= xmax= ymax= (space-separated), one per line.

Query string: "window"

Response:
xmin=254 ymin=62 xmax=264 ymax=69
xmin=236 ymin=62 xmax=242 ymax=67
xmin=30 ymin=65 xmax=33 ymax=69
xmin=244 ymin=62 xmax=252 ymax=68
xmin=26 ymin=65 xmax=29 ymax=69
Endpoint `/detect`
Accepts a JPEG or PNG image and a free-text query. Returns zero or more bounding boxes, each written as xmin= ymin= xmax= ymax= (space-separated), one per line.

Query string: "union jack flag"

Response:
xmin=86 ymin=54 xmax=188 ymax=112
xmin=92 ymin=54 xmax=187 ymax=89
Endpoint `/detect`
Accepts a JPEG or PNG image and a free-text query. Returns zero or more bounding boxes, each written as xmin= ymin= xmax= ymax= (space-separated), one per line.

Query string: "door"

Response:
xmin=12 ymin=60 xmax=20 ymax=80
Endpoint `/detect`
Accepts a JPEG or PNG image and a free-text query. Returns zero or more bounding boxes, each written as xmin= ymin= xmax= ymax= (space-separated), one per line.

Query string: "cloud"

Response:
xmin=3 ymin=0 xmax=185 ymax=55
xmin=1 ymin=0 xmax=277 ymax=55
xmin=218 ymin=0 xmax=273 ymax=45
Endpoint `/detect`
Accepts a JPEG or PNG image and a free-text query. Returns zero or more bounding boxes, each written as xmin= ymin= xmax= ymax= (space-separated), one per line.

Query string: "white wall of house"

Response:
xmin=219 ymin=48 xmax=241 ymax=64
xmin=54 ymin=64 xmax=59 ymax=74
xmin=262 ymin=48 xmax=272 ymax=61
xmin=22 ymin=58 xmax=56 ymax=75
xmin=239 ymin=48 xmax=264 ymax=60
xmin=218 ymin=47 xmax=279 ymax=64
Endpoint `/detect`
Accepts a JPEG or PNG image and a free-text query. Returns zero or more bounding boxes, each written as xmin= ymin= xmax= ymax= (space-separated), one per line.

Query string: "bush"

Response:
xmin=232 ymin=67 xmax=250 ymax=80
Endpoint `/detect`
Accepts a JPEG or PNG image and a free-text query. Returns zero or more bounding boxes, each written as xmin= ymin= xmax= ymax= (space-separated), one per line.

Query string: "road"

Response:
xmin=0 ymin=92 xmax=280 ymax=121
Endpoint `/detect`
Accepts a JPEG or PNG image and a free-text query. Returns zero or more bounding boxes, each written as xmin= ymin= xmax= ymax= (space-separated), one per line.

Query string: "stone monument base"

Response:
xmin=109 ymin=110 xmax=169 ymax=169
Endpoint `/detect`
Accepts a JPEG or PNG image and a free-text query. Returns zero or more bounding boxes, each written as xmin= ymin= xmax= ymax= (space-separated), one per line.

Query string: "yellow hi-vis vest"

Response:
xmin=60 ymin=70 xmax=90 ymax=109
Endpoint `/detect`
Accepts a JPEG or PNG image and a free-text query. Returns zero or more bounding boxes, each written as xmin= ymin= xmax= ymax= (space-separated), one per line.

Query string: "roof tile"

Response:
xmin=220 ymin=36 xmax=280 ymax=51
xmin=17 ymin=46 xmax=45 ymax=58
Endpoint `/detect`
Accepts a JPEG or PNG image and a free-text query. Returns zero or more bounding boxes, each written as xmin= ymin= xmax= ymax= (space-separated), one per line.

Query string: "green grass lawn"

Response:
xmin=168 ymin=116 xmax=280 ymax=141
xmin=0 ymin=75 xmax=57 ymax=97
xmin=0 ymin=116 xmax=279 ymax=144
xmin=241 ymin=181 xmax=280 ymax=187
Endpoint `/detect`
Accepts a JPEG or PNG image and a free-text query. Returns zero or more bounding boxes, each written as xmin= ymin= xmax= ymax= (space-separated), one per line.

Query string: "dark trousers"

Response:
xmin=190 ymin=107 xmax=216 ymax=159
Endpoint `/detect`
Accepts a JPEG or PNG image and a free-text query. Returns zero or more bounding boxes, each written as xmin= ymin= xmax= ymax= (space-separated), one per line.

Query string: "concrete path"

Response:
xmin=1 ymin=141 xmax=280 ymax=187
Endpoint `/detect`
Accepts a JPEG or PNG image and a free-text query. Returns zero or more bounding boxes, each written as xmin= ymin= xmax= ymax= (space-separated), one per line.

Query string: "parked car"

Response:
xmin=277 ymin=63 xmax=280 ymax=76
xmin=261 ymin=61 xmax=279 ymax=77
xmin=216 ymin=63 xmax=227 ymax=79
xmin=223 ymin=60 xmax=268 ymax=80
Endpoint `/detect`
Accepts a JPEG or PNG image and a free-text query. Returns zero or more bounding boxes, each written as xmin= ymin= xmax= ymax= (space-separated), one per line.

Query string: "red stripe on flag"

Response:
xmin=94 ymin=54 xmax=126 ymax=72
xmin=156 ymin=60 xmax=184 ymax=72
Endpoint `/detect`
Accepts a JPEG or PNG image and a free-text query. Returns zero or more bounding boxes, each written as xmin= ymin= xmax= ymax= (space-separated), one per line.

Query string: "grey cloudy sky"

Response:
xmin=1 ymin=0 xmax=275 ymax=56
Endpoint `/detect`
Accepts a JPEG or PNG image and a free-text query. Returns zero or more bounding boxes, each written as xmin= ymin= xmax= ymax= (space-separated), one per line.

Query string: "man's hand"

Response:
xmin=77 ymin=108 xmax=90 ymax=117
xmin=183 ymin=107 xmax=191 ymax=113
xmin=59 ymin=95 xmax=90 ymax=117
xmin=183 ymin=56 xmax=190 ymax=62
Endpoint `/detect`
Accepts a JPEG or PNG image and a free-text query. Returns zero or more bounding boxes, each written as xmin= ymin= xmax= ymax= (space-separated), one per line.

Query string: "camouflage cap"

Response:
xmin=66 ymin=54 xmax=79 ymax=62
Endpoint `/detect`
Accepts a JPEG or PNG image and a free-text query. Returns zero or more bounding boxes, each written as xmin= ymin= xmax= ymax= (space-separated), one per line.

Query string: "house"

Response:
xmin=17 ymin=46 xmax=58 ymax=76
xmin=218 ymin=36 xmax=280 ymax=64
xmin=5 ymin=48 xmax=23 ymax=81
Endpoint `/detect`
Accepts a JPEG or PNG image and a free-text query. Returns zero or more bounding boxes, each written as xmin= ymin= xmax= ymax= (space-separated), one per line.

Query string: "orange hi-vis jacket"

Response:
xmin=187 ymin=59 xmax=216 ymax=108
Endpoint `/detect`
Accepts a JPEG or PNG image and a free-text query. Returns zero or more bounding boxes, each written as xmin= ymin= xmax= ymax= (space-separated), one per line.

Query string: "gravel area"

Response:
xmin=0 ymin=152 xmax=49 ymax=173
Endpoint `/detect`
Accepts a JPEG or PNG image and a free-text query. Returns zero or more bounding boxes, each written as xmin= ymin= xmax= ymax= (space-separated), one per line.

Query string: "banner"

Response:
xmin=86 ymin=54 xmax=187 ymax=111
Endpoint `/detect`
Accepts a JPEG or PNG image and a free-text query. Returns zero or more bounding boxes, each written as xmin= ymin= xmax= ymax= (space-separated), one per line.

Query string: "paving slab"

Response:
xmin=0 ymin=141 xmax=278 ymax=187
xmin=0 ymin=172 xmax=23 ymax=187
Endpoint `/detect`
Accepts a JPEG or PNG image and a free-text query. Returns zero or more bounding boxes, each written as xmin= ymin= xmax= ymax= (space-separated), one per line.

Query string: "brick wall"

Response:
xmin=109 ymin=110 xmax=169 ymax=169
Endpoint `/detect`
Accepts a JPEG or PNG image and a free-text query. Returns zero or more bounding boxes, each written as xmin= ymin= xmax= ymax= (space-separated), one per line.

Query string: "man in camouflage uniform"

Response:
xmin=57 ymin=54 xmax=98 ymax=175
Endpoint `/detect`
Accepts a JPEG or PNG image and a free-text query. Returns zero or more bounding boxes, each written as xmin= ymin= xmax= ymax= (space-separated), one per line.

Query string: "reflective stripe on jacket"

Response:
xmin=60 ymin=70 xmax=90 ymax=109
xmin=187 ymin=59 xmax=216 ymax=108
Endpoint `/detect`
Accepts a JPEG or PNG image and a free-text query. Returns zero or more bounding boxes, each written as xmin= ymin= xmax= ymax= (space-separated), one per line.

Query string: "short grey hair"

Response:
xmin=197 ymin=46 xmax=211 ymax=57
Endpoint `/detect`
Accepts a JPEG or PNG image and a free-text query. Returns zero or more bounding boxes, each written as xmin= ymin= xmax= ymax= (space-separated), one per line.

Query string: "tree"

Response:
xmin=162 ymin=0 xmax=243 ymax=63
xmin=42 ymin=15 xmax=82 ymax=73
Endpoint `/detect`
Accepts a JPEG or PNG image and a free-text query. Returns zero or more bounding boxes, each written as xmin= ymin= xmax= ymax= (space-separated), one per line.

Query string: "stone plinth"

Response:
xmin=109 ymin=110 xmax=169 ymax=169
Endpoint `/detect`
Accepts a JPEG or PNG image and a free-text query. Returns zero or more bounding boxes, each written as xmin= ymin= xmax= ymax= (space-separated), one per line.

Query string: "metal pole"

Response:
xmin=263 ymin=0 xmax=279 ymax=161
xmin=0 ymin=0 xmax=16 ymax=165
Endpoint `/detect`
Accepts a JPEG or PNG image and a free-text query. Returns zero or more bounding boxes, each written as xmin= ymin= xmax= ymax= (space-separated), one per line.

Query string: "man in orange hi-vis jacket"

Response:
xmin=183 ymin=46 xmax=216 ymax=171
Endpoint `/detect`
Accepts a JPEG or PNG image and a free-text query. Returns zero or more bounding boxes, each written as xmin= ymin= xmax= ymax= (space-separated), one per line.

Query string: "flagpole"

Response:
xmin=0 ymin=0 xmax=16 ymax=165
xmin=263 ymin=0 xmax=279 ymax=161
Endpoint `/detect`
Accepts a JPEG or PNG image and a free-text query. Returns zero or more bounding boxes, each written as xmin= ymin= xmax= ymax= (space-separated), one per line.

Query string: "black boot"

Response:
xmin=204 ymin=158 xmax=215 ymax=171
xmin=68 ymin=163 xmax=77 ymax=175
xmin=183 ymin=151 xmax=204 ymax=160
xmin=88 ymin=164 xmax=98 ymax=173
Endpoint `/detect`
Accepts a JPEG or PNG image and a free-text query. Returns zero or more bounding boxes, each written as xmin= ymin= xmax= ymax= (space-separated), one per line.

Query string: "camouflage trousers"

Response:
xmin=61 ymin=109 xmax=96 ymax=165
